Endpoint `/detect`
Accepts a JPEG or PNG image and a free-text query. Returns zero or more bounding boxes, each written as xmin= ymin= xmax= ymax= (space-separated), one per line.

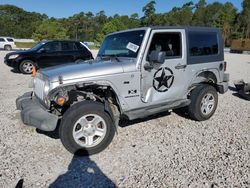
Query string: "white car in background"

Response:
xmin=0 ymin=37 xmax=16 ymax=51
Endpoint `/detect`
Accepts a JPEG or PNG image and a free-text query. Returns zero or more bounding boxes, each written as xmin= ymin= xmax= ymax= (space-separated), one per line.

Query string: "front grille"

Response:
xmin=34 ymin=77 xmax=45 ymax=100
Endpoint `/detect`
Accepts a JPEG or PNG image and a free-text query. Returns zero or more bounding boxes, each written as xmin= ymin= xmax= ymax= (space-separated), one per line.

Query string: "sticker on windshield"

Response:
xmin=126 ymin=42 xmax=139 ymax=53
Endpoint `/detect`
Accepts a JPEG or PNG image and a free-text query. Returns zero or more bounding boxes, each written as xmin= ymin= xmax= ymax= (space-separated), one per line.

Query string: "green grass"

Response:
xmin=15 ymin=42 xmax=37 ymax=49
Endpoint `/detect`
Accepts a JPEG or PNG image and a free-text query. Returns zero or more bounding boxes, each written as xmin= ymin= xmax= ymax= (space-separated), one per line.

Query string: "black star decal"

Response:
xmin=153 ymin=67 xmax=174 ymax=92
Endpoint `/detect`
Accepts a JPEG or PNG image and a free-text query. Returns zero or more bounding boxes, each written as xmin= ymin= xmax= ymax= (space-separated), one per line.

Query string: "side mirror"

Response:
xmin=144 ymin=62 xmax=153 ymax=70
xmin=38 ymin=48 xmax=46 ymax=53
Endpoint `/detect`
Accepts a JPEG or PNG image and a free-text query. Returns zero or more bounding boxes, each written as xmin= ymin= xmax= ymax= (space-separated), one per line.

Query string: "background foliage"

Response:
xmin=0 ymin=1 xmax=250 ymax=46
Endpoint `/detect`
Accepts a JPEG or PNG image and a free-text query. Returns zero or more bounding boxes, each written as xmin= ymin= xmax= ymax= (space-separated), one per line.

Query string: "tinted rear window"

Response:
xmin=61 ymin=42 xmax=77 ymax=51
xmin=7 ymin=38 xmax=14 ymax=42
xmin=75 ymin=42 xmax=88 ymax=51
xmin=189 ymin=32 xmax=219 ymax=56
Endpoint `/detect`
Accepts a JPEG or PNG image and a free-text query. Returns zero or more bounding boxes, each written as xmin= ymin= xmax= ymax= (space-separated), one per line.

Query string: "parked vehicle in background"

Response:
xmin=16 ymin=27 xmax=229 ymax=155
xmin=230 ymin=39 xmax=250 ymax=53
xmin=4 ymin=40 xmax=93 ymax=74
xmin=0 ymin=37 xmax=16 ymax=51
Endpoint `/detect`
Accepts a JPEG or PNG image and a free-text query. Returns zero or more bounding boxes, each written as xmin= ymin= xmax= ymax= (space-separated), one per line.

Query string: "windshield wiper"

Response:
xmin=99 ymin=54 xmax=121 ymax=62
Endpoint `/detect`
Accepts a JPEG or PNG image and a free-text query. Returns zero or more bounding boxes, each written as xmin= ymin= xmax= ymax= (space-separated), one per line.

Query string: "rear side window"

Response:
xmin=0 ymin=38 xmax=5 ymax=42
xmin=7 ymin=38 xmax=14 ymax=42
xmin=189 ymin=32 xmax=219 ymax=56
xmin=61 ymin=42 xmax=77 ymax=51
xmin=75 ymin=42 xmax=88 ymax=52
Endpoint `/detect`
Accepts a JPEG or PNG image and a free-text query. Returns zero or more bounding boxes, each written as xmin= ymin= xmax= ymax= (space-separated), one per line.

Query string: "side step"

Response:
xmin=124 ymin=99 xmax=190 ymax=120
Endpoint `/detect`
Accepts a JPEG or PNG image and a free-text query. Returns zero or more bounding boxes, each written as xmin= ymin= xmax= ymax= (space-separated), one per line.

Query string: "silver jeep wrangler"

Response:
xmin=16 ymin=27 xmax=229 ymax=155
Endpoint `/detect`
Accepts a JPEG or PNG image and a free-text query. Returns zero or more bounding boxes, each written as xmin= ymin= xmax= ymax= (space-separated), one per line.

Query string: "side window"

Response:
xmin=147 ymin=32 xmax=182 ymax=61
xmin=0 ymin=38 xmax=5 ymax=42
xmin=61 ymin=42 xmax=74 ymax=51
xmin=7 ymin=38 xmax=14 ymax=42
xmin=189 ymin=32 xmax=219 ymax=56
xmin=75 ymin=42 xmax=88 ymax=52
xmin=43 ymin=42 xmax=60 ymax=52
xmin=73 ymin=42 xmax=78 ymax=50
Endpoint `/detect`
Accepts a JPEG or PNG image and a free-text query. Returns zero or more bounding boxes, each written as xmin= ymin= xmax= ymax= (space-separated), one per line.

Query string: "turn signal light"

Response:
xmin=56 ymin=96 xmax=66 ymax=106
xmin=32 ymin=66 xmax=37 ymax=77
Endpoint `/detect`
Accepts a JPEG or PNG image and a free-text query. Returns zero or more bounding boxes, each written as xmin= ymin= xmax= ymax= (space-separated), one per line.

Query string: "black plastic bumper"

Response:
xmin=217 ymin=73 xmax=229 ymax=94
xmin=217 ymin=82 xmax=228 ymax=94
xmin=4 ymin=58 xmax=18 ymax=68
xmin=16 ymin=92 xmax=58 ymax=131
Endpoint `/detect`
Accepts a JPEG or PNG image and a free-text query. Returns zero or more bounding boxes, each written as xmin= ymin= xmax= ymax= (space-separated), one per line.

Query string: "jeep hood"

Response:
xmin=40 ymin=60 xmax=124 ymax=82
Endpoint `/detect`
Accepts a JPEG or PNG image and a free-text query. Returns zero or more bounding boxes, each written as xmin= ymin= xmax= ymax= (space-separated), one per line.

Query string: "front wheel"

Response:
xmin=188 ymin=84 xmax=218 ymax=121
xmin=59 ymin=101 xmax=115 ymax=155
xmin=19 ymin=60 xmax=35 ymax=74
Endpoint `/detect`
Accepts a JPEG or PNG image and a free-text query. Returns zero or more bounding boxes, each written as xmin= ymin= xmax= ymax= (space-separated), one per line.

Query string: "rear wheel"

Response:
xmin=60 ymin=101 xmax=115 ymax=155
xmin=188 ymin=84 xmax=218 ymax=121
xmin=4 ymin=45 xmax=12 ymax=51
xmin=19 ymin=60 xmax=35 ymax=74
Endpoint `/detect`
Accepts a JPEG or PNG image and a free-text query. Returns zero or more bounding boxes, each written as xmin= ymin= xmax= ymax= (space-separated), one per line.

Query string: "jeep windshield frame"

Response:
xmin=98 ymin=30 xmax=146 ymax=59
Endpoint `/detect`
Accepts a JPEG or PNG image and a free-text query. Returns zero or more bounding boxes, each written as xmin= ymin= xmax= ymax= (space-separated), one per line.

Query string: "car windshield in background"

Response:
xmin=30 ymin=42 xmax=45 ymax=51
xmin=98 ymin=30 xmax=146 ymax=58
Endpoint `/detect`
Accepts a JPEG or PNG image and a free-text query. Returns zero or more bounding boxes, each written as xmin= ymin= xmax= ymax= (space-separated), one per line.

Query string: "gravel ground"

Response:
xmin=0 ymin=51 xmax=249 ymax=188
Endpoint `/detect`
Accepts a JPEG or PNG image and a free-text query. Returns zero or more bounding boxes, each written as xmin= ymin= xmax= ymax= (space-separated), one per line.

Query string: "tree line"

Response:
xmin=0 ymin=0 xmax=250 ymax=46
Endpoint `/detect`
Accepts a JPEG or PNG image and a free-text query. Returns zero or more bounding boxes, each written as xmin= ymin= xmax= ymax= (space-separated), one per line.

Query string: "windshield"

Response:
xmin=30 ymin=42 xmax=46 ymax=51
xmin=98 ymin=30 xmax=146 ymax=58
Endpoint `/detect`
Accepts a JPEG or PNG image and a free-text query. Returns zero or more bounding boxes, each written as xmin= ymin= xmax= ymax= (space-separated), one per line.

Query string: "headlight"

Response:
xmin=8 ymin=54 xmax=19 ymax=59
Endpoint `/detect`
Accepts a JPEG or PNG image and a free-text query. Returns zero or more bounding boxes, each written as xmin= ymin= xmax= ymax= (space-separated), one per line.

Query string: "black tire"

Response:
xmin=4 ymin=45 xmax=12 ymax=51
xmin=59 ymin=101 xmax=115 ymax=156
xmin=19 ymin=60 xmax=35 ymax=74
xmin=188 ymin=84 xmax=218 ymax=121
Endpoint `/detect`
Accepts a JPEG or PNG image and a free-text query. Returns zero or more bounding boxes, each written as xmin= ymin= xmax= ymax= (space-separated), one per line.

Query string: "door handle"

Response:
xmin=175 ymin=64 xmax=186 ymax=69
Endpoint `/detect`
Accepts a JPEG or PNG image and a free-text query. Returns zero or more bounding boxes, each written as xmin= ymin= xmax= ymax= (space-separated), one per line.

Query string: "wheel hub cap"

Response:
xmin=23 ymin=62 xmax=33 ymax=73
xmin=73 ymin=114 xmax=107 ymax=148
xmin=201 ymin=93 xmax=215 ymax=115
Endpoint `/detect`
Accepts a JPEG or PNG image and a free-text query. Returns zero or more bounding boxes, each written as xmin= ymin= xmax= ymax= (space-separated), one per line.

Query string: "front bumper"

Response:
xmin=4 ymin=57 xmax=18 ymax=68
xmin=16 ymin=92 xmax=58 ymax=132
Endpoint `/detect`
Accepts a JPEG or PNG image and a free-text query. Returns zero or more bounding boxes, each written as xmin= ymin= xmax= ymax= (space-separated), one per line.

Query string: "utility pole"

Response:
xmin=75 ymin=23 xmax=78 ymax=40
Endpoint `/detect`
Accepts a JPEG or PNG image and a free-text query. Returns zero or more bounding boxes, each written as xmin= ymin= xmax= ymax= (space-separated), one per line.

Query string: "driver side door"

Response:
xmin=141 ymin=30 xmax=187 ymax=104
xmin=37 ymin=41 xmax=61 ymax=68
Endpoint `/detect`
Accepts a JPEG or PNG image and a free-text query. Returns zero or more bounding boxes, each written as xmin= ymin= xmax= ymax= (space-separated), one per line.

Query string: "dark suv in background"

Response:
xmin=4 ymin=40 xmax=93 ymax=74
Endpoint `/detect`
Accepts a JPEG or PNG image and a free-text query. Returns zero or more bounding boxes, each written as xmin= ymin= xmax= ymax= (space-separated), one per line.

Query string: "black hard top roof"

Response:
xmin=149 ymin=26 xmax=220 ymax=31
xmin=111 ymin=26 xmax=220 ymax=35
